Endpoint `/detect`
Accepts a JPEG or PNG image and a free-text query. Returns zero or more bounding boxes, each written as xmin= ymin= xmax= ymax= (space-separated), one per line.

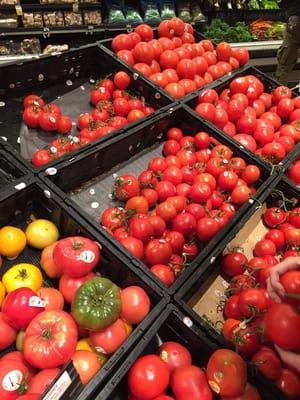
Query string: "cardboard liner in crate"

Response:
xmin=0 ymin=181 xmax=167 ymax=400
xmin=0 ymin=43 xmax=172 ymax=172
xmin=41 ymin=104 xmax=276 ymax=295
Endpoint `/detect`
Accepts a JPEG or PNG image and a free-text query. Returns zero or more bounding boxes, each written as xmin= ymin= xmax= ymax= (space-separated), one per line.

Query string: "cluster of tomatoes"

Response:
xmin=0 ymin=220 xmax=151 ymax=399
xmin=112 ymin=19 xmax=249 ymax=99
xmin=25 ymin=71 xmax=154 ymax=167
xmin=221 ymin=204 xmax=300 ymax=399
xmin=127 ymin=343 xmax=260 ymax=400
xmin=100 ymin=126 xmax=261 ymax=287
xmin=287 ymin=156 xmax=300 ymax=186
xmin=195 ymin=80 xmax=300 ymax=164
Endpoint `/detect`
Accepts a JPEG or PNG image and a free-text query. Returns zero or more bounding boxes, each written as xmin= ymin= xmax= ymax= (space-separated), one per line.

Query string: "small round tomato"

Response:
xmin=238 ymin=288 xmax=267 ymax=317
xmin=126 ymin=196 xmax=149 ymax=214
xmin=150 ymin=264 xmax=175 ymax=286
xmin=222 ymin=252 xmax=247 ymax=276
xmin=120 ymin=237 xmax=144 ymax=259
xmin=254 ymin=239 xmax=277 ymax=257
xmin=120 ymin=286 xmax=150 ymax=324
xmin=114 ymin=71 xmax=131 ymax=90
xmin=251 ymin=348 xmax=281 ymax=381
xmin=71 ymin=350 xmax=101 ymax=385
xmin=59 ymin=272 xmax=95 ymax=304
xmin=159 ymin=341 xmax=192 ymax=373
xmin=276 ymin=368 xmax=300 ymax=399
xmin=145 ymin=239 xmax=172 ymax=266
xmin=89 ymin=319 xmax=128 ymax=354
xmin=224 ymin=295 xmax=241 ymax=320
xmin=196 ymin=217 xmax=219 ymax=242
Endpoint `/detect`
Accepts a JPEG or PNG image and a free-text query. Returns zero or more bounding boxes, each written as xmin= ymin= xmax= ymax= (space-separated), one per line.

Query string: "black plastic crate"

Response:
xmin=282 ymin=149 xmax=300 ymax=197
xmin=0 ymin=43 xmax=172 ymax=173
xmin=98 ymin=30 xmax=219 ymax=103
xmin=96 ymin=304 xmax=283 ymax=400
xmin=185 ymin=65 xmax=300 ymax=170
xmin=0 ymin=148 xmax=33 ymax=198
xmin=175 ymin=178 xmax=298 ymax=398
xmin=0 ymin=181 xmax=167 ymax=400
xmin=40 ymin=104 xmax=276 ymax=295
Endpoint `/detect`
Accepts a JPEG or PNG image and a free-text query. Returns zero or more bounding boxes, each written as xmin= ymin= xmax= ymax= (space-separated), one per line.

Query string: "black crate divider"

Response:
xmin=0 ymin=148 xmax=35 ymax=199
xmin=0 ymin=180 xmax=168 ymax=400
xmin=0 ymin=43 xmax=174 ymax=174
xmin=184 ymin=65 xmax=300 ymax=172
xmin=39 ymin=103 xmax=278 ymax=295
xmin=96 ymin=304 xmax=284 ymax=400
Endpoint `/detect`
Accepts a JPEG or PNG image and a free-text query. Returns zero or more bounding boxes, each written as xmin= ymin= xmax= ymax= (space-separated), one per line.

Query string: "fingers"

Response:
xmin=267 ymin=277 xmax=282 ymax=303
xmin=273 ymin=257 xmax=300 ymax=275
xmin=274 ymin=345 xmax=300 ymax=373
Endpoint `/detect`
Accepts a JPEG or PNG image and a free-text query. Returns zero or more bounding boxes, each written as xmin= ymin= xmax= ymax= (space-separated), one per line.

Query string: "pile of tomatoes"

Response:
xmin=194 ymin=81 xmax=300 ymax=164
xmin=100 ymin=126 xmax=261 ymax=287
xmin=220 ymin=203 xmax=300 ymax=399
xmin=287 ymin=156 xmax=300 ymax=186
xmin=24 ymin=71 xmax=154 ymax=167
xmin=111 ymin=19 xmax=249 ymax=99
xmin=127 ymin=343 xmax=261 ymax=399
xmin=0 ymin=220 xmax=151 ymax=399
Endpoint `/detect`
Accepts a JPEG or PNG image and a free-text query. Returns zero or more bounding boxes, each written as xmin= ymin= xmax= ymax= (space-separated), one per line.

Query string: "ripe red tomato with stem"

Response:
xmin=280 ymin=270 xmax=300 ymax=306
xmin=32 ymin=149 xmax=53 ymax=167
xmin=59 ymin=272 xmax=95 ymax=304
xmin=222 ymin=252 xmax=248 ymax=276
xmin=145 ymin=239 xmax=172 ymax=265
xmin=238 ymin=288 xmax=267 ymax=317
xmin=224 ymin=295 xmax=241 ymax=319
xmin=263 ymin=207 xmax=286 ymax=227
xmin=120 ymin=237 xmax=144 ymax=259
xmin=254 ymin=239 xmax=277 ymax=257
xmin=150 ymin=264 xmax=175 ymax=286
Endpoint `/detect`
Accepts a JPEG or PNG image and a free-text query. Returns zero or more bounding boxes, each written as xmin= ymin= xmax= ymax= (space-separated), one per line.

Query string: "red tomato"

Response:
xmin=39 ymin=112 xmax=58 ymax=132
xmin=128 ymin=355 xmax=170 ymax=400
xmin=220 ymin=383 xmax=260 ymax=400
xmin=232 ymin=326 xmax=260 ymax=358
xmin=159 ymin=341 xmax=192 ymax=373
xmin=207 ymin=349 xmax=247 ymax=397
xmin=276 ymin=368 xmax=300 ymax=399
xmin=0 ymin=359 xmax=31 ymax=400
xmin=23 ymin=106 xmax=42 ymax=128
xmin=0 ymin=312 xmax=17 ymax=350
xmin=254 ymin=239 xmax=277 ymax=257
xmin=238 ymin=288 xmax=267 ymax=317
xmin=53 ymin=237 xmax=100 ymax=278
xmin=133 ymin=42 xmax=155 ymax=65
xmin=113 ymin=71 xmax=131 ymax=90
xmin=119 ymin=236 xmax=144 ymax=259
xmin=155 ymin=181 xmax=176 ymax=201
xmin=222 ymin=252 xmax=247 ymax=276
xmin=265 ymin=304 xmax=300 ymax=350
xmin=232 ymin=48 xmax=249 ymax=66
xmin=113 ymin=174 xmax=139 ymax=201
xmin=134 ymin=24 xmax=153 ymax=42
xmin=165 ymin=83 xmax=185 ymax=98
xmin=273 ymin=86 xmax=292 ymax=104
xmin=251 ymin=348 xmax=281 ymax=381
xmin=27 ymin=368 xmax=59 ymax=395
xmin=228 ymin=274 xmax=256 ymax=296
xmin=37 ymin=288 xmax=64 ymax=311
xmin=288 ymin=207 xmax=300 ymax=227
xmin=171 ymin=365 xmax=212 ymax=400
xmin=127 ymin=110 xmax=145 ymax=122
xmin=148 ymin=216 xmax=166 ymax=237
xmin=195 ymin=103 xmax=216 ymax=122
xmin=224 ymin=295 xmax=241 ymax=319
xmin=120 ymin=286 xmax=150 ymax=325
xmin=263 ymin=207 xmax=286 ymax=227
xmin=112 ymin=34 xmax=134 ymax=52
xmin=216 ymin=42 xmax=232 ymax=61
xmin=89 ymin=319 xmax=128 ymax=354
xmin=280 ymin=270 xmax=300 ymax=306
xmin=71 ymin=350 xmax=101 ymax=385
xmin=23 ymin=94 xmax=45 ymax=108
xmin=234 ymin=134 xmax=257 ymax=152
xmin=31 ymin=149 xmax=53 ymax=167
xmin=264 ymin=229 xmax=285 ymax=250
xmin=172 ymin=213 xmax=197 ymax=237
xmin=164 ymin=230 xmax=185 ymax=253
xmin=2 ymin=288 xmax=45 ymax=330
xmin=101 ymin=207 xmax=126 ymax=231
xmin=145 ymin=239 xmax=172 ymax=265
xmin=197 ymin=217 xmax=219 ymax=242
xmin=150 ymin=264 xmax=175 ymax=286
xmin=24 ymin=310 xmax=78 ymax=369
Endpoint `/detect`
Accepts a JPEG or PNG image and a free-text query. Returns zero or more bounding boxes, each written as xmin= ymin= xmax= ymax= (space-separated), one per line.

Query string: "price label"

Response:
xmin=29 ymin=296 xmax=46 ymax=308
xmin=78 ymin=250 xmax=95 ymax=264
xmin=2 ymin=370 xmax=23 ymax=392
xmin=15 ymin=5 xmax=23 ymax=16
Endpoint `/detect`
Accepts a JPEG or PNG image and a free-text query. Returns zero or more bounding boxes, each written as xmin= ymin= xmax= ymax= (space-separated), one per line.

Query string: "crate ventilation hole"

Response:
xmin=157 ymin=133 xmax=163 ymax=139
xmin=38 ymin=74 xmax=44 ymax=82
xmin=133 ymin=73 xmax=139 ymax=81
xmin=14 ymin=182 xmax=26 ymax=191
xmin=183 ymin=316 xmax=193 ymax=328
xmin=210 ymin=256 xmax=216 ymax=264
xmin=17 ymin=137 xmax=20 ymax=144
xmin=91 ymin=202 xmax=99 ymax=209
xmin=89 ymin=188 xmax=95 ymax=195
xmin=0 ymin=101 xmax=5 ymax=107
xmin=155 ymin=93 xmax=161 ymax=99
xmin=66 ymin=80 xmax=73 ymax=86
xmin=1 ymin=136 xmax=7 ymax=142
xmin=44 ymin=190 xmax=51 ymax=199
xmin=129 ymin=145 xmax=133 ymax=151
xmin=45 ymin=167 xmax=57 ymax=176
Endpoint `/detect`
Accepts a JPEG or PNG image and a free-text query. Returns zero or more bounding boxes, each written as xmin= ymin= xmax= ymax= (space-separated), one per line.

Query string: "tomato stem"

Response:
xmin=284 ymin=292 xmax=300 ymax=301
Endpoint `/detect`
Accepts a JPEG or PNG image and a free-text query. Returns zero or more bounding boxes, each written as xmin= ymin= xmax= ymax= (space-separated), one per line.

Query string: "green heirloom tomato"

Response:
xmin=71 ymin=277 xmax=121 ymax=331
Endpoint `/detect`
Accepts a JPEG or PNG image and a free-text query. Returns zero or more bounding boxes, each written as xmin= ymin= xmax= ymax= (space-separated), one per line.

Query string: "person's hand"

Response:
xmin=275 ymin=345 xmax=300 ymax=374
xmin=267 ymin=257 xmax=300 ymax=303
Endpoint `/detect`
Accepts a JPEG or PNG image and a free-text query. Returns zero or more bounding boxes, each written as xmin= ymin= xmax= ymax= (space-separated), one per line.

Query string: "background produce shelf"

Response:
xmin=0 ymin=43 xmax=172 ymax=173
xmin=184 ymin=65 xmax=300 ymax=170
xmin=97 ymin=304 xmax=281 ymax=400
xmin=40 ymin=104 xmax=277 ymax=295
xmin=0 ymin=180 xmax=168 ymax=400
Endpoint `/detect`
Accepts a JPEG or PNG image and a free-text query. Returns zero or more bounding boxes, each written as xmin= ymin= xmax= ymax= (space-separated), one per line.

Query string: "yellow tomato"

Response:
xmin=123 ymin=320 xmax=133 ymax=336
xmin=76 ymin=338 xmax=95 ymax=353
xmin=0 ymin=282 xmax=6 ymax=308
xmin=0 ymin=226 xmax=26 ymax=259
xmin=25 ymin=219 xmax=59 ymax=249
xmin=2 ymin=263 xmax=43 ymax=293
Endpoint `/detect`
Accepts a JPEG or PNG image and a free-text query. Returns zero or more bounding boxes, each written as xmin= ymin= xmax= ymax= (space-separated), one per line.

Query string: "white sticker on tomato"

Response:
xmin=29 ymin=296 xmax=46 ymax=308
xmin=2 ymin=370 xmax=23 ymax=391
xmin=78 ymin=250 xmax=95 ymax=263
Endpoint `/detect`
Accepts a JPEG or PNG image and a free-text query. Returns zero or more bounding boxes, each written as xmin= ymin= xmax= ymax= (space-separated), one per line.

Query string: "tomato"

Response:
xmin=147 ymin=216 xmax=166 ymax=237
xmin=165 ymin=83 xmax=185 ymax=98
xmin=172 ymin=213 xmax=197 ymax=238
xmin=113 ymin=174 xmax=139 ymax=201
xmin=276 ymin=368 xmax=300 ymax=399
xmin=59 ymin=272 xmax=95 ymax=305
xmin=264 ymin=229 xmax=285 ymax=250
xmin=238 ymin=288 xmax=267 ymax=317
xmin=38 ymin=111 xmax=58 ymax=131
xmin=24 ymin=310 xmax=78 ymax=369
xmin=232 ymin=326 xmax=260 ymax=358
xmin=195 ymin=102 xmax=216 ymax=122
xmin=218 ymin=171 xmax=238 ymax=191
xmin=277 ymin=98 xmax=295 ymax=119
xmin=227 ymin=274 xmax=256 ymax=296
xmin=234 ymin=134 xmax=257 ymax=152
xmin=128 ymin=355 xmax=170 ymax=399
xmin=273 ymin=86 xmax=292 ymax=104
xmin=127 ymin=110 xmax=145 ymax=122
xmin=0 ymin=359 xmax=31 ymax=400
xmin=155 ymin=181 xmax=176 ymax=202
xmin=251 ymin=348 xmax=281 ymax=381
xmin=25 ymin=219 xmax=59 ymax=249
xmin=288 ymin=207 xmax=300 ymax=227
xmin=134 ymin=24 xmax=153 ymax=42
xmin=39 ymin=242 xmax=61 ymax=279
xmin=101 ymin=207 xmax=125 ymax=231
xmin=145 ymin=239 xmax=172 ymax=266
xmin=171 ymin=365 xmax=212 ymax=400
xmin=265 ymin=304 xmax=300 ymax=350
xmin=0 ymin=311 xmax=17 ymax=350
xmin=220 ymin=383 xmax=260 ymax=400
xmin=179 ymin=79 xmax=196 ymax=94
xmin=189 ymin=182 xmax=211 ymax=203
xmin=89 ymin=318 xmax=127 ymax=354
xmin=133 ymin=63 xmax=151 ymax=77
xmin=53 ymin=236 xmax=100 ymax=278
xmin=290 ymin=109 xmax=300 ymax=122
xmin=236 ymin=113 xmax=257 ymax=135
xmin=215 ymin=42 xmax=232 ymax=62
xmin=263 ymin=207 xmax=286 ymax=227
xmin=2 ymin=287 xmax=44 ymax=329
xmin=232 ymin=48 xmax=249 ymax=66
xmin=158 ymin=341 xmax=192 ymax=374
xmin=285 ymin=227 xmax=300 ymax=246
xmin=133 ymin=42 xmax=155 ymax=65
xmin=150 ymin=264 xmax=175 ymax=286
xmin=224 ymin=295 xmax=241 ymax=320
xmin=167 ymin=127 xmax=183 ymax=141
xmin=37 ymin=287 xmax=64 ymax=311
xmin=17 ymin=395 xmax=39 ymax=400
xmin=27 ymin=368 xmax=59 ymax=395
xmin=31 ymin=149 xmax=53 ymax=167
xmin=23 ymin=105 xmax=42 ymax=128
xmin=196 ymin=217 xmax=219 ymax=242
xmin=254 ymin=239 xmax=277 ymax=257
xmin=241 ymin=165 xmax=260 ymax=185
xmin=23 ymin=94 xmax=45 ymax=108
xmin=207 ymin=349 xmax=247 ymax=397
xmin=164 ymin=230 xmax=185 ymax=254
xmin=280 ymin=270 xmax=300 ymax=306
xmin=113 ymin=71 xmax=131 ymax=90
xmin=112 ymin=34 xmax=133 ymax=52
xmin=120 ymin=237 xmax=144 ymax=259
xmin=222 ymin=252 xmax=247 ymax=277
xmin=120 ymin=286 xmax=150 ymax=324
xmin=72 ymin=351 xmax=102 ymax=386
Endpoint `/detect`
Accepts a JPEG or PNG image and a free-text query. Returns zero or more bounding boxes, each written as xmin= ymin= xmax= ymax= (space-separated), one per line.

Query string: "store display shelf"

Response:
xmin=0 ymin=2 xmax=100 ymax=10
xmin=0 ymin=25 xmax=105 ymax=36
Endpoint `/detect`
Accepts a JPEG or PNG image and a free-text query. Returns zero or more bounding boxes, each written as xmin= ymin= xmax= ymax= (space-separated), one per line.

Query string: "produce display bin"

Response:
xmin=0 ymin=43 xmax=172 ymax=173
xmin=40 ymin=104 xmax=277 ymax=295
xmin=97 ymin=304 xmax=282 ymax=400
xmin=174 ymin=179 xmax=297 ymax=398
xmin=184 ymin=65 xmax=300 ymax=170
xmin=282 ymin=150 xmax=300 ymax=197
xmin=0 ymin=181 xmax=168 ymax=400
xmin=0 ymin=148 xmax=33 ymax=198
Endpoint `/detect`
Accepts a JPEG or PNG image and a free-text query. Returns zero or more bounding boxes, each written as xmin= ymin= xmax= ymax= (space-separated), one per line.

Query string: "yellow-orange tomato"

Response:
xmin=0 ymin=226 xmax=26 ymax=259
xmin=0 ymin=282 xmax=6 ymax=309
xmin=37 ymin=287 xmax=64 ymax=311
xmin=40 ymin=242 xmax=62 ymax=279
xmin=71 ymin=350 xmax=101 ymax=385
xmin=76 ymin=338 xmax=95 ymax=352
xmin=25 ymin=219 xmax=59 ymax=249
xmin=123 ymin=319 xmax=133 ymax=336
xmin=2 ymin=263 xmax=43 ymax=293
